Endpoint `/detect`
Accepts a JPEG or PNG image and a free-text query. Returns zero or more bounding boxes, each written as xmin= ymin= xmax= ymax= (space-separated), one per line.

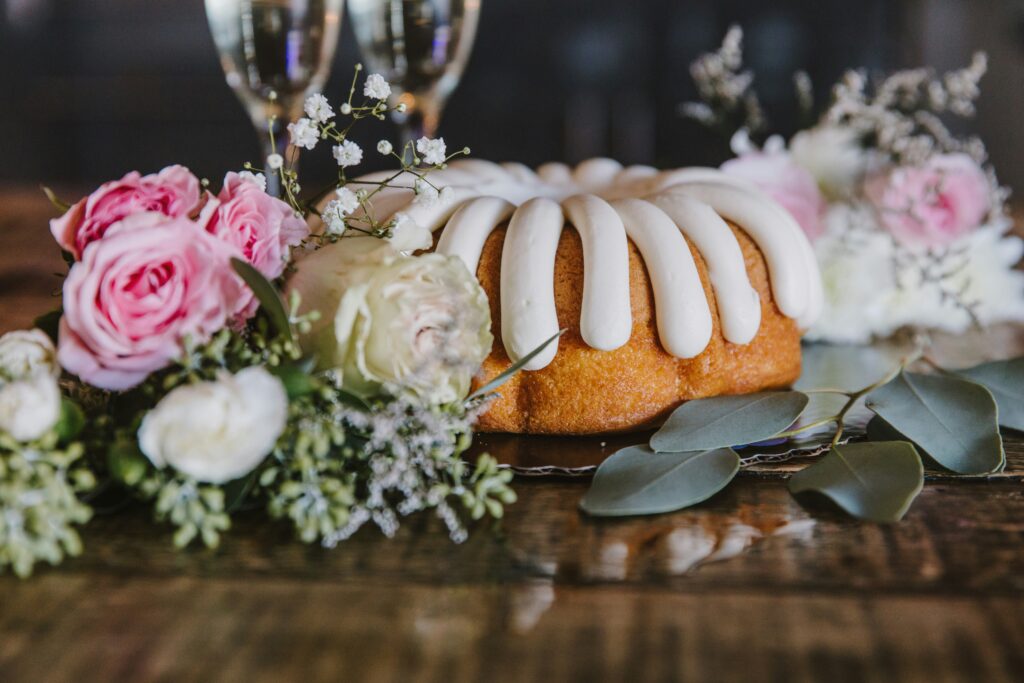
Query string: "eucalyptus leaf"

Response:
xmin=467 ymin=329 xmax=565 ymax=400
xmin=650 ymin=391 xmax=809 ymax=453
xmin=864 ymin=415 xmax=904 ymax=443
xmin=865 ymin=371 xmax=1004 ymax=475
xmin=957 ymin=358 xmax=1024 ymax=432
xmin=580 ymin=445 xmax=739 ymax=517
xmin=231 ymin=258 xmax=293 ymax=343
xmin=788 ymin=441 xmax=924 ymax=523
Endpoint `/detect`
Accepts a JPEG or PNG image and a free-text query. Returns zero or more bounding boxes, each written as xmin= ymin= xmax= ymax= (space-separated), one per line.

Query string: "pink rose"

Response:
xmin=50 ymin=165 xmax=203 ymax=259
xmin=205 ymin=173 xmax=308 ymax=279
xmin=864 ymin=153 xmax=990 ymax=250
xmin=58 ymin=212 xmax=245 ymax=390
xmin=721 ymin=151 xmax=827 ymax=241
xmin=203 ymin=173 xmax=308 ymax=318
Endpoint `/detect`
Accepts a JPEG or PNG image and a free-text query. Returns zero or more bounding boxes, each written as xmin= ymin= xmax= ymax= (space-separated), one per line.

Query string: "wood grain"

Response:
xmin=1 ymin=187 xmax=1023 ymax=683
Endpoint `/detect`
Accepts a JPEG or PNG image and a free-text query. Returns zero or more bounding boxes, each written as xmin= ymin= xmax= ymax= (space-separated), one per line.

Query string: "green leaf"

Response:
xmin=270 ymin=363 xmax=316 ymax=399
xmin=580 ymin=445 xmax=740 ymax=517
xmin=467 ymin=329 xmax=565 ymax=400
xmin=41 ymin=185 xmax=71 ymax=213
xmin=230 ymin=258 xmax=292 ymax=343
xmin=865 ymin=371 xmax=1004 ymax=475
xmin=957 ymin=358 xmax=1024 ymax=432
xmin=222 ymin=472 xmax=258 ymax=513
xmin=32 ymin=309 xmax=62 ymax=343
xmin=650 ymin=391 xmax=809 ymax=453
xmin=789 ymin=441 xmax=924 ymax=523
xmin=54 ymin=399 xmax=85 ymax=443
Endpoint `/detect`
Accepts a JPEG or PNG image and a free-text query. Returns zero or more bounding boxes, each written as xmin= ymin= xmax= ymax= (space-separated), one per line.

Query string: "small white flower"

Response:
xmin=416 ymin=136 xmax=447 ymax=165
xmin=340 ymin=103 xmax=352 ymax=115
xmin=138 ymin=367 xmax=288 ymax=484
xmin=332 ymin=139 xmax=363 ymax=168
xmin=334 ymin=186 xmax=361 ymax=212
xmin=236 ymin=170 xmax=267 ymax=192
xmin=288 ymin=117 xmax=320 ymax=150
xmin=323 ymin=211 xmax=346 ymax=236
xmin=266 ymin=153 xmax=284 ymax=170
xmin=303 ymin=93 xmax=335 ymax=123
xmin=363 ymin=73 xmax=392 ymax=100
xmin=377 ymin=139 xmax=394 ymax=156
xmin=0 ymin=374 xmax=61 ymax=442
xmin=0 ymin=329 xmax=58 ymax=381
xmin=396 ymin=102 xmax=407 ymax=113
xmin=412 ymin=178 xmax=440 ymax=207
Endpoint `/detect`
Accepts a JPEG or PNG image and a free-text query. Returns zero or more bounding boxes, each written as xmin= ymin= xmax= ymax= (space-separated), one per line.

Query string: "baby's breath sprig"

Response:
xmin=680 ymin=25 xmax=766 ymax=139
xmin=0 ymin=428 xmax=94 ymax=577
xmin=241 ymin=66 xmax=470 ymax=245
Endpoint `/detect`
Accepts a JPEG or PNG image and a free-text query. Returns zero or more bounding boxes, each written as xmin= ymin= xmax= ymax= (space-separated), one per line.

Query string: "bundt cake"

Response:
xmin=338 ymin=158 xmax=823 ymax=435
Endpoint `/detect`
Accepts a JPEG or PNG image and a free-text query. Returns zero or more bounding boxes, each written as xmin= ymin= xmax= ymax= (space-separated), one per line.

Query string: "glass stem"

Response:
xmin=258 ymin=115 xmax=291 ymax=198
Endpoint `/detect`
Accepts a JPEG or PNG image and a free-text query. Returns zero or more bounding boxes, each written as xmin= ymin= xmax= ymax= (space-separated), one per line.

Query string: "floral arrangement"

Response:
xmin=682 ymin=26 xmax=1024 ymax=343
xmin=0 ymin=68 xmax=532 ymax=577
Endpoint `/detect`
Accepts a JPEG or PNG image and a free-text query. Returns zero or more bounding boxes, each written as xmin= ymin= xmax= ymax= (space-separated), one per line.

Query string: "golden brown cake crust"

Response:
xmin=458 ymin=219 xmax=802 ymax=435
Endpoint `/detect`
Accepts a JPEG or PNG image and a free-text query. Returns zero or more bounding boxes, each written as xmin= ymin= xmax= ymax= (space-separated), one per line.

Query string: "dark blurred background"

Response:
xmin=2 ymin=0 xmax=1024 ymax=191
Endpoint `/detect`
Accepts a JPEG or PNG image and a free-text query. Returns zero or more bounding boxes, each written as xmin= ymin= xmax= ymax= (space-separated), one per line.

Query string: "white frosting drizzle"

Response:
xmin=435 ymin=196 xmax=516 ymax=274
xmin=561 ymin=194 xmax=632 ymax=351
xmin=647 ymin=191 xmax=762 ymax=344
xmin=336 ymin=157 xmax=824 ymax=371
xmin=572 ymin=158 xmax=623 ymax=189
xmin=657 ymin=183 xmax=809 ymax=320
xmin=500 ymin=198 xmax=565 ymax=370
xmin=610 ymin=198 xmax=712 ymax=357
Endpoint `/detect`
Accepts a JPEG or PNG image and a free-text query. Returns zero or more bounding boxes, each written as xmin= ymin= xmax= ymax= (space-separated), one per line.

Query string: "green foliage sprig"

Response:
xmin=0 ymin=408 xmax=94 ymax=577
xmin=582 ymin=347 xmax=1018 ymax=523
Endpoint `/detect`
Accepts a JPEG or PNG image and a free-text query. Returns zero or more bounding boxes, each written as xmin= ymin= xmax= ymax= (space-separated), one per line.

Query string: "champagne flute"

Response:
xmin=205 ymin=0 xmax=344 ymax=195
xmin=347 ymin=0 xmax=480 ymax=151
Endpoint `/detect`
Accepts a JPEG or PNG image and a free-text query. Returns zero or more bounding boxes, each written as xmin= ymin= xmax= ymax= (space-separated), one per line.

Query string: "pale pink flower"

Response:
xmin=58 ymin=212 xmax=245 ymax=390
xmin=50 ymin=165 xmax=202 ymax=259
xmin=721 ymin=150 xmax=827 ymax=241
xmin=864 ymin=153 xmax=990 ymax=250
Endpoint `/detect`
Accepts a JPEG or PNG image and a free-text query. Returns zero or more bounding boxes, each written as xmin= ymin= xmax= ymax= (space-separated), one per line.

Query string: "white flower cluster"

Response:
xmin=681 ymin=25 xmax=765 ymax=133
xmin=0 ymin=330 xmax=62 ymax=443
xmin=808 ymin=209 xmax=1024 ymax=343
xmin=320 ymin=396 xmax=494 ymax=547
xmin=416 ymin=136 xmax=447 ymax=166
xmin=322 ymin=187 xmax=362 ymax=235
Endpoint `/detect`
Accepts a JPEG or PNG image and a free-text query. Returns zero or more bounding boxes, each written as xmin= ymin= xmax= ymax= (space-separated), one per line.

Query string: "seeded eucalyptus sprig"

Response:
xmin=582 ymin=347 xmax=1019 ymax=523
xmin=0 ymin=414 xmax=94 ymax=577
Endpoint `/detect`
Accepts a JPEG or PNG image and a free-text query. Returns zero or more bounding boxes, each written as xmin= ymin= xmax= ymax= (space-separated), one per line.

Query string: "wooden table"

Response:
xmin=1 ymin=188 xmax=1022 ymax=683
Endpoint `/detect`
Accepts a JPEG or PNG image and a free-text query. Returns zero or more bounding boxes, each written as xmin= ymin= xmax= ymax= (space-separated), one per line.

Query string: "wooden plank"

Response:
xmin=0 ymin=575 xmax=1021 ymax=683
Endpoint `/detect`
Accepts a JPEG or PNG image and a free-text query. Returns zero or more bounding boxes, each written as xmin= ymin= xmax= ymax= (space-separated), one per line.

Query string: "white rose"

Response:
xmin=0 ymin=374 xmax=61 ymax=442
xmin=0 ymin=329 xmax=59 ymax=381
xmin=287 ymin=237 xmax=493 ymax=404
xmin=138 ymin=367 xmax=288 ymax=484
xmin=790 ymin=125 xmax=867 ymax=200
